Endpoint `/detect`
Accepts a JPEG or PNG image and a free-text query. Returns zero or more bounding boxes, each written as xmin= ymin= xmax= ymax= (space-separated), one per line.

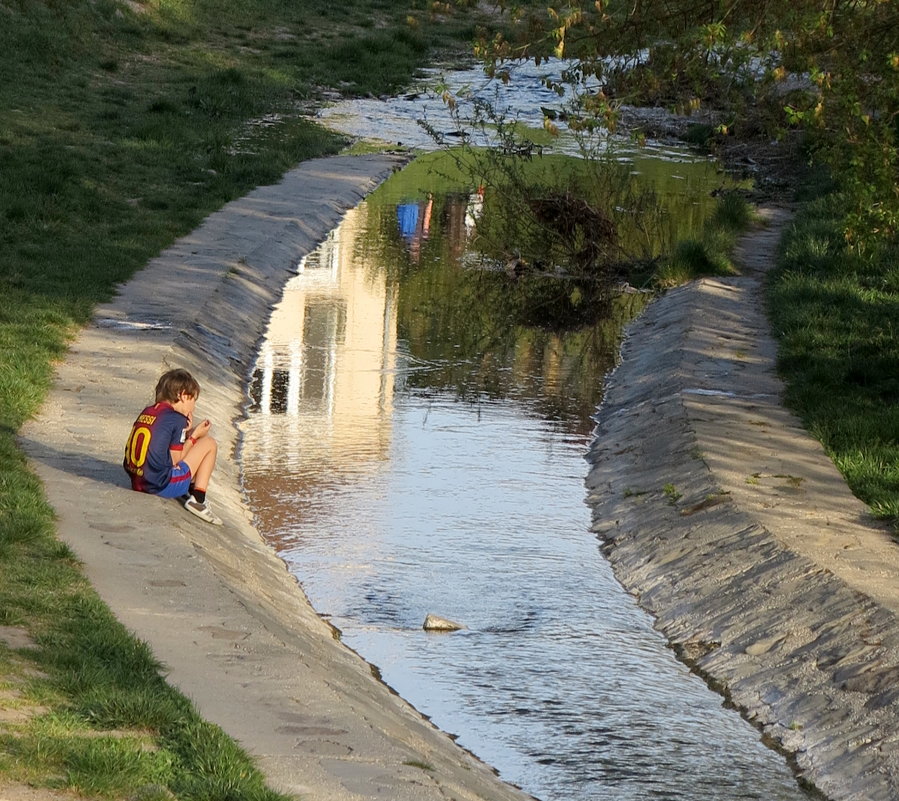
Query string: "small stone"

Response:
xmin=423 ymin=614 xmax=465 ymax=632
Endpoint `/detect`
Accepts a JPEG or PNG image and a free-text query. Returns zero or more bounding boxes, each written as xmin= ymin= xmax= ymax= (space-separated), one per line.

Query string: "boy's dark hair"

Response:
xmin=155 ymin=369 xmax=201 ymax=403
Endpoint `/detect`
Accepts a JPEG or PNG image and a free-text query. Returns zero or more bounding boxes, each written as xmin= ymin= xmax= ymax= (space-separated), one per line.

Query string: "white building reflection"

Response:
xmin=242 ymin=204 xmax=398 ymax=477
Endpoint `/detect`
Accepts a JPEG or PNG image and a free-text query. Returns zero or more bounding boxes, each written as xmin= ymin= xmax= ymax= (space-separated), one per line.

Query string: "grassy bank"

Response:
xmin=0 ymin=0 xmax=479 ymax=796
xmin=768 ymin=174 xmax=899 ymax=531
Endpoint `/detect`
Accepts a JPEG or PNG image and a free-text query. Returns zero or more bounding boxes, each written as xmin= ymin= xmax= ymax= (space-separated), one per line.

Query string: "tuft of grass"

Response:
xmin=315 ymin=28 xmax=429 ymax=96
xmin=768 ymin=187 xmax=899 ymax=531
xmin=404 ymin=760 xmax=436 ymax=771
xmin=662 ymin=483 xmax=683 ymax=504
xmin=682 ymin=123 xmax=715 ymax=150
xmin=711 ymin=191 xmax=754 ymax=230
xmin=654 ymin=191 xmax=753 ymax=285
xmin=668 ymin=237 xmax=732 ymax=276
xmin=55 ymin=734 xmax=174 ymax=796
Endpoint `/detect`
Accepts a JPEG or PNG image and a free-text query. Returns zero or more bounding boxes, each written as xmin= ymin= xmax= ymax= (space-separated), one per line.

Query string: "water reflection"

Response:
xmin=244 ymin=210 xmax=398 ymax=533
xmin=241 ymin=167 xmax=811 ymax=800
xmin=319 ymin=58 xmax=687 ymax=160
xmin=396 ymin=194 xmax=433 ymax=263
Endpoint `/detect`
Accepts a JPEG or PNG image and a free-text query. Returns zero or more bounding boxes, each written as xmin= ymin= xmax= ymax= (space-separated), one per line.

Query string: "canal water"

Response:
xmin=239 ymin=149 xmax=813 ymax=799
xmin=317 ymin=57 xmax=697 ymax=161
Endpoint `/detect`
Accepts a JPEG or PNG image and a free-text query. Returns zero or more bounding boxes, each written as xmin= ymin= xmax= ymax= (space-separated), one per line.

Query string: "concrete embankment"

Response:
xmin=21 ymin=155 xmax=533 ymax=801
xmin=586 ymin=207 xmax=899 ymax=801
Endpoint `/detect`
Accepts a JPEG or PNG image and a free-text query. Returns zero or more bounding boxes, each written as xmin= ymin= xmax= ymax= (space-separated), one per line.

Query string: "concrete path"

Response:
xmin=587 ymin=207 xmax=899 ymax=801
xmin=20 ymin=155 xmax=533 ymax=801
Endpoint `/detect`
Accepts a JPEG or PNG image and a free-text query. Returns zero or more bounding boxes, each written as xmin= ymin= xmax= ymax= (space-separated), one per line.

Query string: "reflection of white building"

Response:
xmin=242 ymin=204 xmax=398 ymax=478
xmin=464 ymin=186 xmax=484 ymax=233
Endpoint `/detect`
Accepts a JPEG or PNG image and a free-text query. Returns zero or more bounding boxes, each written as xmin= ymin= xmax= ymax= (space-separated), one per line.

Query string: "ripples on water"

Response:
xmin=318 ymin=57 xmax=698 ymax=162
xmin=241 ymin=168 xmax=811 ymax=800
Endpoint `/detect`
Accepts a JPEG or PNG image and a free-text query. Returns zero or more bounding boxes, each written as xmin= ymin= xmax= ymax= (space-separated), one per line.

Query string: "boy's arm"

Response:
xmin=173 ymin=419 xmax=211 ymax=464
xmin=168 ymin=412 xmax=188 ymax=465
xmin=169 ymin=429 xmax=185 ymax=465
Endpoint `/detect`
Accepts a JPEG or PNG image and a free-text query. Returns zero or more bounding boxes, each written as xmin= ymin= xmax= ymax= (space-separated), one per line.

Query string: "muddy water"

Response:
xmin=240 ymin=160 xmax=812 ymax=800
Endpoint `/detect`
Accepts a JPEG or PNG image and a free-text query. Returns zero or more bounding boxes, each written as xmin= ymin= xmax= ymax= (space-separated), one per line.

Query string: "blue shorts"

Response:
xmin=156 ymin=461 xmax=192 ymax=499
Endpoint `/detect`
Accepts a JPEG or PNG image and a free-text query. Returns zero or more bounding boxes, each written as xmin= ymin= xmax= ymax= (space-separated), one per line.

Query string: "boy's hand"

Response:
xmin=192 ymin=419 xmax=212 ymax=439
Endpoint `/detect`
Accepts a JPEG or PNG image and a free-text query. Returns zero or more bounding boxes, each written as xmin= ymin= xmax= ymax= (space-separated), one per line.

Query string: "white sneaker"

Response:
xmin=183 ymin=495 xmax=223 ymax=526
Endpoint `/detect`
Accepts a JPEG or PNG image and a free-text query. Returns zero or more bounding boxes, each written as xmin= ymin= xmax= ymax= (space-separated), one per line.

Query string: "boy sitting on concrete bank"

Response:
xmin=123 ymin=368 xmax=223 ymax=525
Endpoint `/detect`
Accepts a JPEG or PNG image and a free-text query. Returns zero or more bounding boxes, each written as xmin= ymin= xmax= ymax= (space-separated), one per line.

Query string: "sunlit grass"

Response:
xmin=768 ymin=186 xmax=899 ymax=531
xmin=7 ymin=721 xmax=174 ymax=797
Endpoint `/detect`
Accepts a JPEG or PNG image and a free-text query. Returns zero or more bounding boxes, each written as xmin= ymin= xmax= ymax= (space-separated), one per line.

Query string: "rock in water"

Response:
xmin=423 ymin=614 xmax=465 ymax=632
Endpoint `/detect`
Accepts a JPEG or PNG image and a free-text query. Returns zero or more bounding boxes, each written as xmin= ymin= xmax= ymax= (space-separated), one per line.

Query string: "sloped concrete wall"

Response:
xmin=586 ymin=209 xmax=899 ymax=801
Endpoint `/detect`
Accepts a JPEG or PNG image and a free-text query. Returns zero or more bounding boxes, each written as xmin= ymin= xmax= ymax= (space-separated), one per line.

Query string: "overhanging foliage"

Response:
xmin=464 ymin=0 xmax=898 ymax=246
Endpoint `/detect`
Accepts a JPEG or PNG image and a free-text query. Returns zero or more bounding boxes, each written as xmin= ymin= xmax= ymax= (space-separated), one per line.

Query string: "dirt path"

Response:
xmin=587 ymin=206 xmax=899 ymax=801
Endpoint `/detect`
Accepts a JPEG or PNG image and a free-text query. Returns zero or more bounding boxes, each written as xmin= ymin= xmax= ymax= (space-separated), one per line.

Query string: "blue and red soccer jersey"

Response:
xmin=123 ymin=402 xmax=188 ymax=493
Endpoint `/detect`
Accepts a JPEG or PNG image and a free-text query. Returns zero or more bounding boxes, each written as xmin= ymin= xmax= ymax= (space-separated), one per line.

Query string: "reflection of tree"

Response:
xmin=346 ymin=153 xmax=723 ymax=425
xmin=443 ymin=191 xmax=475 ymax=263
xmin=395 ymin=255 xmax=646 ymax=433
xmin=360 ymin=149 xmax=726 ymax=325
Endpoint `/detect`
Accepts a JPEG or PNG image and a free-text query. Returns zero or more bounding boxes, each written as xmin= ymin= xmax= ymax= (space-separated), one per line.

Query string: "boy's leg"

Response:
xmin=182 ymin=437 xmax=217 ymax=496
xmin=156 ymin=462 xmax=192 ymax=499
xmin=180 ymin=438 xmax=223 ymax=525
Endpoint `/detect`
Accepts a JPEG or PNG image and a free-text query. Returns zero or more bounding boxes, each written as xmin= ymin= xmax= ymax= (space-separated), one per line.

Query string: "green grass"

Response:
xmin=767 ymin=176 xmax=899 ymax=531
xmin=0 ymin=0 xmax=483 ymax=796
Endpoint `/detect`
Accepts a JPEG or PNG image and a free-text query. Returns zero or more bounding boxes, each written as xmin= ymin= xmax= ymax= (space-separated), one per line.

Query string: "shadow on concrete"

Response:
xmin=18 ymin=434 xmax=126 ymax=488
